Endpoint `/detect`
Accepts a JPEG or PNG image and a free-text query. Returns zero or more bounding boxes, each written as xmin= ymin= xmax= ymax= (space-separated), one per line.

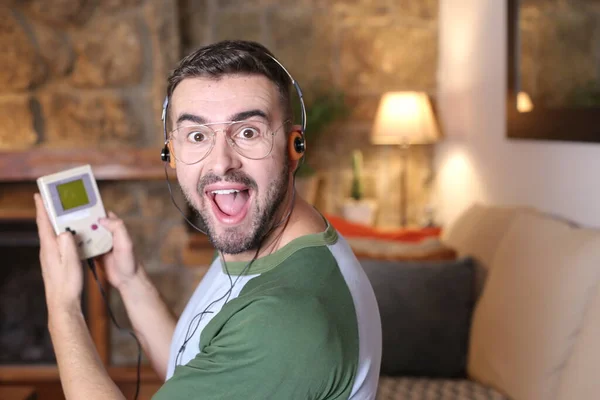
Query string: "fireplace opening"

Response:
xmin=0 ymin=220 xmax=89 ymax=365
xmin=0 ymin=220 xmax=54 ymax=364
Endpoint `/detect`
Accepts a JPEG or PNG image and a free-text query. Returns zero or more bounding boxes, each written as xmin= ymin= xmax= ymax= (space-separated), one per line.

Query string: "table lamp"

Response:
xmin=371 ymin=91 xmax=440 ymax=227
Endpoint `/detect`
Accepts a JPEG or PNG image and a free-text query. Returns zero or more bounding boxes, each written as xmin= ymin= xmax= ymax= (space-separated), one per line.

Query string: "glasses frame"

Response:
xmin=167 ymin=119 xmax=290 ymax=165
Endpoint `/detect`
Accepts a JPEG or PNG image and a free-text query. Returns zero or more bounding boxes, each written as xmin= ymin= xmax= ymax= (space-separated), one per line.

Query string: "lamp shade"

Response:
xmin=371 ymin=91 xmax=440 ymax=145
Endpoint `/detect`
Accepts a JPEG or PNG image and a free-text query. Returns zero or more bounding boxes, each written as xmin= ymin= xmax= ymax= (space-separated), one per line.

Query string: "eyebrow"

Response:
xmin=176 ymin=109 xmax=269 ymax=126
xmin=176 ymin=113 xmax=207 ymax=125
xmin=231 ymin=109 xmax=269 ymax=122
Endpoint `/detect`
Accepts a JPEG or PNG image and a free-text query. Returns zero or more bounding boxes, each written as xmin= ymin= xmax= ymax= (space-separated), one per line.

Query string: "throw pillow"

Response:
xmin=360 ymin=257 xmax=475 ymax=378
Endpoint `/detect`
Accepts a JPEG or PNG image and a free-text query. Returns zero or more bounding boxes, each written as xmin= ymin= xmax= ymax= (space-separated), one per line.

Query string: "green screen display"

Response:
xmin=57 ymin=179 xmax=89 ymax=210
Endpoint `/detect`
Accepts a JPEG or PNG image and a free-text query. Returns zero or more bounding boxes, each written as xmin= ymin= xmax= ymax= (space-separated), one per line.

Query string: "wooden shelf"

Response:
xmin=187 ymin=232 xmax=215 ymax=251
xmin=0 ymin=385 xmax=36 ymax=400
xmin=0 ymin=148 xmax=166 ymax=182
xmin=0 ymin=210 xmax=36 ymax=220
xmin=183 ymin=233 xmax=216 ymax=267
xmin=0 ymin=365 xmax=160 ymax=383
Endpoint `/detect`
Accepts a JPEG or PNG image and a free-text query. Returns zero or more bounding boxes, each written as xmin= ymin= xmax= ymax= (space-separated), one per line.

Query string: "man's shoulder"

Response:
xmin=241 ymin=244 xmax=347 ymax=298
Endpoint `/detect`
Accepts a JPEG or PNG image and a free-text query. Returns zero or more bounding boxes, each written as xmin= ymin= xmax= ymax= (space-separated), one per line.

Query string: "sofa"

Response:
xmin=358 ymin=203 xmax=600 ymax=400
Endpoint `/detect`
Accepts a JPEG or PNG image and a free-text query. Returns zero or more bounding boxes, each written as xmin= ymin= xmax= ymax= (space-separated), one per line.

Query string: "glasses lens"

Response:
xmin=170 ymin=125 xmax=214 ymax=164
xmin=228 ymin=121 xmax=273 ymax=159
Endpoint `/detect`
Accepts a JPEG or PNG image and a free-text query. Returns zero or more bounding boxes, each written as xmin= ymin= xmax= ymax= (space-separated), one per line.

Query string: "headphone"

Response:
xmin=160 ymin=53 xmax=307 ymax=165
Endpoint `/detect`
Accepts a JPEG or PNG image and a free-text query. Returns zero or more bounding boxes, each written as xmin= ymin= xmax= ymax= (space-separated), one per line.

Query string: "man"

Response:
xmin=35 ymin=40 xmax=382 ymax=399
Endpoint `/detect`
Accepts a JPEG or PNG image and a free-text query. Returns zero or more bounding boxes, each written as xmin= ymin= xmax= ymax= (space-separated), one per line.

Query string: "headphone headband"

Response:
xmin=264 ymin=54 xmax=306 ymax=134
xmin=161 ymin=53 xmax=306 ymax=144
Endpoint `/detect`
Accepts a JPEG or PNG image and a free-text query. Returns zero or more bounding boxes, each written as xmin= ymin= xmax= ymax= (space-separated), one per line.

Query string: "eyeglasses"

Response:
xmin=168 ymin=120 xmax=288 ymax=165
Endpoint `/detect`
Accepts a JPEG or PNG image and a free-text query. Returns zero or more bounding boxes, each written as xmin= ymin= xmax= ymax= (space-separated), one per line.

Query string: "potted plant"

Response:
xmin=294 ymin=86 xmax=348 ymax=205
xmin=341 ymin=150 xmax=378 ymax=225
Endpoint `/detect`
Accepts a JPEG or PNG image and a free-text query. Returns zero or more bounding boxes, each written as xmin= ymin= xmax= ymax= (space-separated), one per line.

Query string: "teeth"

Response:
xmin=211 ymin=189 xmax=240 ymax=195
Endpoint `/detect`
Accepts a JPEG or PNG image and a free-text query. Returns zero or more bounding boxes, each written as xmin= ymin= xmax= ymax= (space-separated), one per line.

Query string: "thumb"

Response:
xmin=98 ymin=213 xmax=133 ymax=249
xmin=58 ymin=232 xmax=81 ymax=265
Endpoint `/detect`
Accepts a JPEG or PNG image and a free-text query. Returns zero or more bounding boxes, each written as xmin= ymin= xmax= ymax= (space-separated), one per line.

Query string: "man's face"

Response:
xmin=169 ymin=74 xmax=290 ymax=254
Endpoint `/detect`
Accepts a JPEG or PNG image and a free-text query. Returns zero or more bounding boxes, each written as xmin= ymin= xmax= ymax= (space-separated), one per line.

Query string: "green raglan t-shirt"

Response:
xmin=153 ymin=222 xmax=381 ymax=399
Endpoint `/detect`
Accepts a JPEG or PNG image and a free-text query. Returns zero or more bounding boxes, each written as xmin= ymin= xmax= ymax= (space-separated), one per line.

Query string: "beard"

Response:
xmin=183 ymin=163 xmax=290 ymax=255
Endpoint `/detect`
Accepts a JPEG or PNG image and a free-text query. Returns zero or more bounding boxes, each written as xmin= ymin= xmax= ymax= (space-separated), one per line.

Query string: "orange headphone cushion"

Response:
xmin=167 ymin=141 xmax=176 ymax=168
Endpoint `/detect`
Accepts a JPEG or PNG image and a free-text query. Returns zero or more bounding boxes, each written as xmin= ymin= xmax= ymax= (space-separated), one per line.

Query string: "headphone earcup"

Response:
xmin=162 ymin=142 xmax=176 ymax=168
xmin=288 ymin=131 xmax=305 ymax=161
xmin=161 ymin=146 xmax=170 ymax=162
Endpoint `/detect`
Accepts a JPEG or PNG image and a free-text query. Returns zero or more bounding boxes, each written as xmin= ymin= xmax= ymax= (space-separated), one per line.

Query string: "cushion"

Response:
xmin=467 ymin=211 xmax=600 ymax=400
xmin=361 ymin=257 xmax=475 ymax=378
xmin=326 ymin=213 xmax=456 ymax=261
xmin=376 ymin=377 xmax=510 ymax=400
xmin=326 ymin=213 xmax=443 ymax=242
xmin=441 ymin=203 xmax=532 ymax=298
xmin=555 ymin=277 xmax=600 ymax=400
xmin=347 ymin=237 xmax=456 ymax=261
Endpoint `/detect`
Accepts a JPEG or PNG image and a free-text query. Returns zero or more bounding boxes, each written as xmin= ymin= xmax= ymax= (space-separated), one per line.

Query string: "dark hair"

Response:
xmin=167 ymin=40 xmax=293 ymax=129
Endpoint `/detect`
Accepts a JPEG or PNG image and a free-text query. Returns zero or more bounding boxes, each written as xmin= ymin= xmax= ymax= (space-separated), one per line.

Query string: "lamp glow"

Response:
xmin=371 ymin=92 xmax=440 ymax=146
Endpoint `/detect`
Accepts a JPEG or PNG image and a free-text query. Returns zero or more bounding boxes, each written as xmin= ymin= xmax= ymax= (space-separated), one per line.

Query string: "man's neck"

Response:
xmin=222 ymin=196 xmax=326 ymax=263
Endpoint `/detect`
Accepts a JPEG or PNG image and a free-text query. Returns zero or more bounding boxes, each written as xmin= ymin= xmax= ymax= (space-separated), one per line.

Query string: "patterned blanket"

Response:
xmin=377 ymin=377 xmax=510 ymax=400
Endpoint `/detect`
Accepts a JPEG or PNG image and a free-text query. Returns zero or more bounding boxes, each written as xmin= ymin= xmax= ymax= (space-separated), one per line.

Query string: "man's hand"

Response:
xmin=34 ymin=193 xmax=84 ymax=314
xmin=98 ymin=212 xmax=141 ymax=291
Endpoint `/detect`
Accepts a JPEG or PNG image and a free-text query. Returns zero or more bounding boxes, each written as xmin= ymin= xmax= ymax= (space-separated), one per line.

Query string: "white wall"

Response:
xmin=434 ymin=0 xmax=600 ymax=228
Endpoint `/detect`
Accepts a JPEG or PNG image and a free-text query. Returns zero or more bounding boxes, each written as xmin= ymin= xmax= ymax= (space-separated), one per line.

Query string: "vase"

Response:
xmin=341 ymin=198 xmax=378 ymax=226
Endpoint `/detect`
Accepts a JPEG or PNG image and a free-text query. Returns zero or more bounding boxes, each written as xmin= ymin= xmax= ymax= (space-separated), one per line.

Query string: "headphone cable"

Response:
xmin=86 ymin=258 xmax=142 ymax=400
xmin=174 ymin=249 xmax=256 ymax=367
xmin=164 ymin=166 xmax=208 ymax=235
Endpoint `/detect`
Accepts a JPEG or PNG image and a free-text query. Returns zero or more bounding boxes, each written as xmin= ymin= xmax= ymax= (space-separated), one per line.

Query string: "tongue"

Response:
xmin=214 ymin=191 xmax=249 ymax=216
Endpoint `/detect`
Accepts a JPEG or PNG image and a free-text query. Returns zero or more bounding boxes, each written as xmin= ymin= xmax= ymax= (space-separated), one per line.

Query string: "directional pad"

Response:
xmin=65 ymin=227 xmax=77 ymax=235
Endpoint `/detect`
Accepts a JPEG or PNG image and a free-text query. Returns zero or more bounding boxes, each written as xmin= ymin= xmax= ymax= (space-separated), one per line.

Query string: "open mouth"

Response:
xmin=206 ymin=186 xmax=252 ymax=225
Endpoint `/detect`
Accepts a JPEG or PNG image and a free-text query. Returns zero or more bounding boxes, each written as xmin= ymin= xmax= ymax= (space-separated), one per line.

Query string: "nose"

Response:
xmin=205 ymin=132 xmax=242 ymax=176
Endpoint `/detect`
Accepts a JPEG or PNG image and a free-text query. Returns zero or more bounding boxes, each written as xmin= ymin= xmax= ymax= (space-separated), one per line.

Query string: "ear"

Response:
xmin=167 ymin=141 xmax=176 ymax=169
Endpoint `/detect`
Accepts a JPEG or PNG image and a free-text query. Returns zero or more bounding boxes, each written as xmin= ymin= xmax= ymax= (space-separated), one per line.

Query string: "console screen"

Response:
xmin=57 ymin=179 xmax=89 ymax=210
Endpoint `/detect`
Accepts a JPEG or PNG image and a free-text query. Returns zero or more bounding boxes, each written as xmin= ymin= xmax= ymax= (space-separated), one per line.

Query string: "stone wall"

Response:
xmin=179 ymin=0 xmax=440 ymax=228
xmin=0 ymin=0 xmax=179 ymax=149
xmin=520 ymin=0 xmax=600 ymax=108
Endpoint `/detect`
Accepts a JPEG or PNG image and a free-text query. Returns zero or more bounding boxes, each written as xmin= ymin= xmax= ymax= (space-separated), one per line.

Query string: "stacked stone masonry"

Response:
xmin=0 ymin=0 xmax=177 ymax=150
